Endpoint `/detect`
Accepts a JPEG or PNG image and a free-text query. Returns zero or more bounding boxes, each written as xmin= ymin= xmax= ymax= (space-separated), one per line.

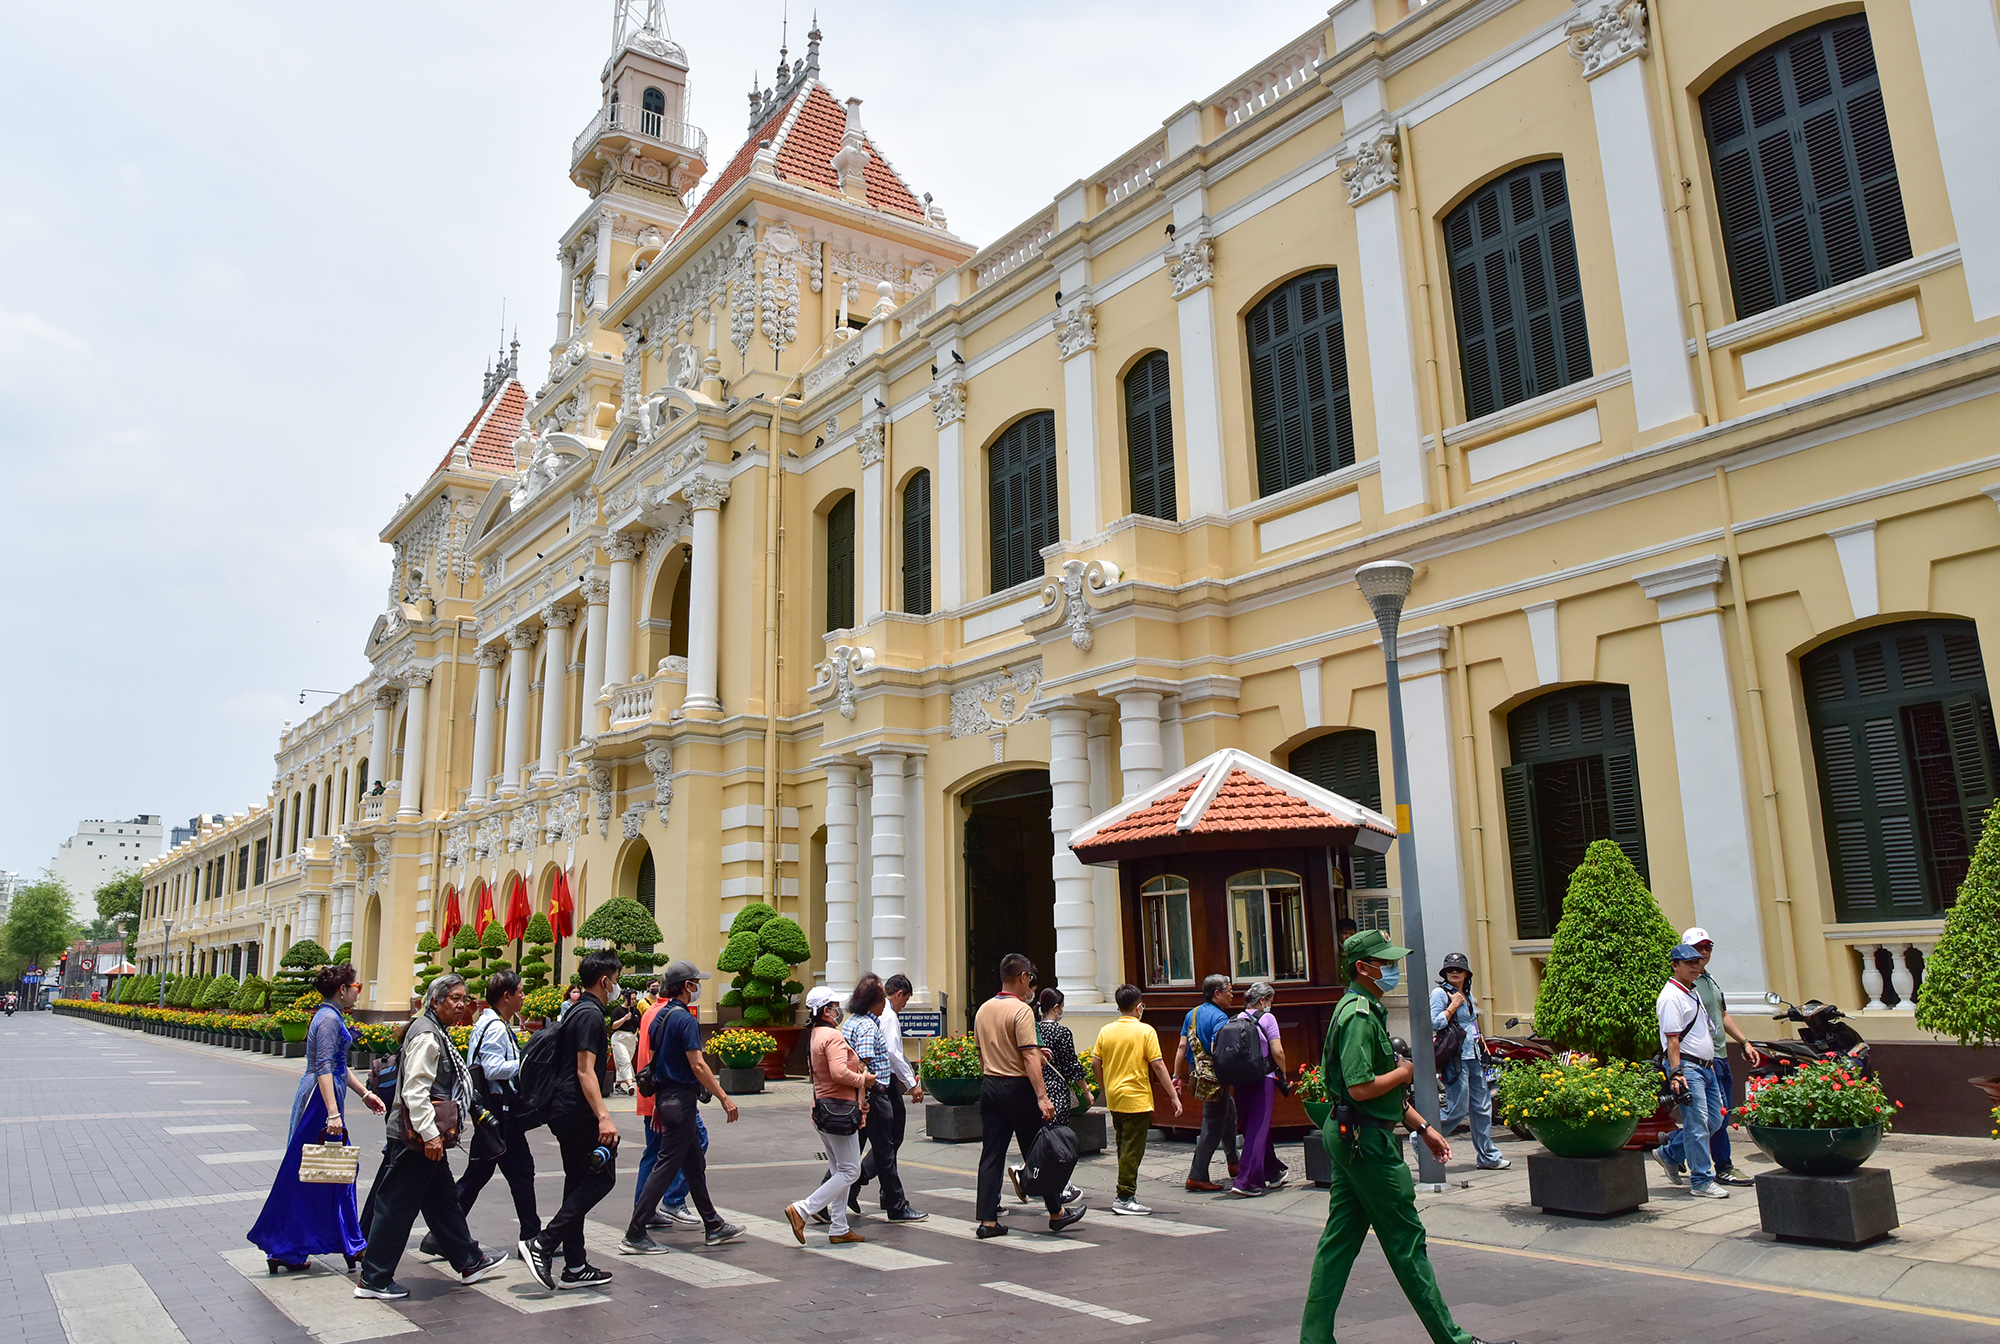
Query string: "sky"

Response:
xmin=0 ymin=0 xmax=1307 ymax=879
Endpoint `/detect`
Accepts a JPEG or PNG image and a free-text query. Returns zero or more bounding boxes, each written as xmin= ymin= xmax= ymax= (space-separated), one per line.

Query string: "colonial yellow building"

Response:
xmin=139 ymin=0 xmax=2000 ymax=1096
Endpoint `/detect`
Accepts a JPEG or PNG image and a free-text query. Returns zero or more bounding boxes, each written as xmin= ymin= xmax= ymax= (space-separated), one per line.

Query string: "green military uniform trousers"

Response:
xmin=1298 ymin=1123 xmax=1471 ymax=1344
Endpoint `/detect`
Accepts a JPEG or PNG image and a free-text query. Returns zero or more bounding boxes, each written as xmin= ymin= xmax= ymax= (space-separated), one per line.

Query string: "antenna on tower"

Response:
xmin=612 ymin=0 xmax=669 ymax=53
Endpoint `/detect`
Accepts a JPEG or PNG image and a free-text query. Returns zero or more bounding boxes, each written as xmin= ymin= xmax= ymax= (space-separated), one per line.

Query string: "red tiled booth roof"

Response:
xmin=1069 ymin=749 xmax=1397 ymax=865
xmin=434 ymin=379 xmax=529 ymax=477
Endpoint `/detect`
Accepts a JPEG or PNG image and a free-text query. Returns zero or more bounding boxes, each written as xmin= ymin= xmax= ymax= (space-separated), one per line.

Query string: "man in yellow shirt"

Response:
xmin=1091 ymin=983 xmax=1183 ymax=1215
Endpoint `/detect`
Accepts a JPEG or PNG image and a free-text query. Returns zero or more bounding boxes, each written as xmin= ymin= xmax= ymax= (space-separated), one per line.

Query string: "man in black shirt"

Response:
xmin=519 ymin=950 xmax=621 ymax=1291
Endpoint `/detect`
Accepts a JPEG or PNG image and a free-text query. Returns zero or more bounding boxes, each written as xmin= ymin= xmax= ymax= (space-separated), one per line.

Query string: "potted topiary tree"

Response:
xmin=714 ymin=903 xmax=813 ymax=1076
xmin=519 ymin=912 xmax=555 ymax=995
xmin=274 ymin=939 xmax=330 ymax=1002
xmin=1915 ymin=811 xmax=2000 ymax=1107
xmin=574 ymin=897 xmax=665 ymax=992
xmin=329 ymin=941 xmax=352 ymax=966
xmin=447 ymin=923 xmax=481 ymax=988
xmin=412 ymin=931 xmax=443 ymax=1000
xmin=473 ymin=920 xmax=507 ymax=998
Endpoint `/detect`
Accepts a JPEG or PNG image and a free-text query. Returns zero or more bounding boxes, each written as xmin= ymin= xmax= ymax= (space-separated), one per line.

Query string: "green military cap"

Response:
xmin=1342 ymin=928 xmax=1410 ymax=962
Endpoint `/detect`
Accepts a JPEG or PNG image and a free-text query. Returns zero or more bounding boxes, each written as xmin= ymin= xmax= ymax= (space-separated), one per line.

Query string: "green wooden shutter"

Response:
xmin=1943 ymin=694 xmax=1999 ymax=865
xmin=636 ymin=848 xmax=656 ymax=917
xmin=1444 ymin=161 xmax=1592 ymax=419
xmin=1501 ymin=763 xmax=1547 ymax=939
xmin=988 ymin=412 xmax=1059 ymax=592
xmin=1246 ymin=270 xmax=1354 ymax=497
xmin=1288 ymin=730 xmax=1387 ymax=889
xmin=1700 ymin=15 xmax=1911 ymax=320
xmin=1603 ymin=749 xmax=1649 ymax=883
xmin=901 ymin=469 xmax=931 ymax=615
xmin=1125 ymin=351 xmax=1176 ymax=521
xmin=825 ymin=492 xmax=855 ymax=632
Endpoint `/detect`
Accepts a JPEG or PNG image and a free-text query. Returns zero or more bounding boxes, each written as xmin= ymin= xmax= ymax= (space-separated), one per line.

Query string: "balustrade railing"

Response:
xmin=1216 ymin=30 xmax=1325 ymax=130
xmin=570 ymin=103 xmax=709 ymax=171
xmin=1831 ymin=932 xmax=1940 ymax=1011
xmin=611 ymin=680 xmax=655 ymax=723
xmin=361 ymin=796 xmax=384 ymax=821
xmin=1098 ymin=139 xmax=1166 ymax=208
xmin=974 ymin=213 xmax=1055 ymax=289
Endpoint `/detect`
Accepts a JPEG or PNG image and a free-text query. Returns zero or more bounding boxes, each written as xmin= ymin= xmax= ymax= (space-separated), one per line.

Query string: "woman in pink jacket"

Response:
xmin=783 ymin=988 xmax=875 ymax=1244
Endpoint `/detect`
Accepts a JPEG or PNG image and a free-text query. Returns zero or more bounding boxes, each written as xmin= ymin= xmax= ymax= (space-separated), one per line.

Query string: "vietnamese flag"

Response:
xmin=473 ymin=881 xmax=497 ymax=938
xmin=504 ymin=873 xmax=532 ymax=942
xmin=549 ymin=867 xmax=575 ymax=939
xmin=439 ymin=887 xmax=463 ymax=946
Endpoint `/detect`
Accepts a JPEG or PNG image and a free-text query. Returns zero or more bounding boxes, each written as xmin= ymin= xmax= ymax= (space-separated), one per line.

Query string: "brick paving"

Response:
xmin=3 ymin=1012 xmax=1996 ymax=1343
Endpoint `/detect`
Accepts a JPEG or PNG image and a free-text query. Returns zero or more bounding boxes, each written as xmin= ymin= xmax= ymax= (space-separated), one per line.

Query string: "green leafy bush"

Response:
xmin=1495 ymin=1056 xmax=1659 ymax=1126
xmin=1733 ymin=1057 xmax=1899 ymax=1131
xmin=720 ymin=989 xmax=745 ymax=1008
xmin=1532 ymin=840 xmax=1678 ymax=1060
xmin=757 ymin=917 xmax=811 ymax=964
xmin=918 ymin=1034 xmax=982 ymax=1080
xmin=741 ymin=1003 xmax=772 ymax=1026
xmin=1916 ymin=811 xmax=2000 ymax=1046
xmin=729 ymin=902 xmax=779 ymax=937
xmin=575 ymin=897 xmax=664 ymax=991
xmin=196 ymin=974 xmax=239 ymax=1010
xmin=329 ymin=942 xmax=352 ymax=966
xmin=229 ymin=975 xmax=270 ymax=1013
xmin=750 ymin=952 xmax=791 ymax=982
xmin=473 ymin=921 xmax=507 ymax=996
xmin=413 ymin=931 xmax=443 ymax=996
xmin=715 ymin=931 xmax=760 ymax=974
xmin=449 ymin=923 xmax=480 ymax=974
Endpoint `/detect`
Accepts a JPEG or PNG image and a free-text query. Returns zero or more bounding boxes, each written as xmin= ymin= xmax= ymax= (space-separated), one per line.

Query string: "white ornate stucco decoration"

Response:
xmin=1566 ymin=0 xmax=1648 ymax=79
xmin=505 ymin=809 xmax=537 ymax=854
xmin=621 ymin=803 xmax=653 ymax=840
xmin=684 ymin=474 xmax=731 ymax=513
xmin=1053 ymin=297 xmax=1097 ymax=360
xmin=857 ymin=419 xmax=886 ymax=468
xmin=587 ymin=764 xmax=615 ymax=837
xmin=950 ymin=666 xmax=1043 ymax=739
xmin=665 ymin=434 xmax=709 ymax=479
xmin=928 ymin=371 xmax=968 ymax=429
xmin=1340 ymin=133 xmax=1400 ymax=206
xmin=443 ymin=824 xmax=468 ymax=867
xmin=813 ymin=645 xmax=878 ymax=719
xmin=1039 ymin=558 xmax=1124 ymax=652
xmin=471 ymin=816 xmax=501 ymax=862
xmin=1168 ymin=224 xmax=1215 ymax=298
xmin=644 ymin=744 xmax=674 ymax=825
xmin=544 ymin=791 xmax=583 ymax=847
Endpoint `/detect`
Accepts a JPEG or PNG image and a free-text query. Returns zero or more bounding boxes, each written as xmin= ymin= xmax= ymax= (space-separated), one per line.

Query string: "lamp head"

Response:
xmin=1355 ymin=560 xmax=1415 ymax=622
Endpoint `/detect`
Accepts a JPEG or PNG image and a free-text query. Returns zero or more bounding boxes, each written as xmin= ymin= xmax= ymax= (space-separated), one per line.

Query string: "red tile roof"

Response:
xmin=434 ymin=379 xmax=529 ymax=477
xmin=1069 ymin=749 xmax=1397 ymax=864
xmin=679 ymin=81 xmax=928 ymax=238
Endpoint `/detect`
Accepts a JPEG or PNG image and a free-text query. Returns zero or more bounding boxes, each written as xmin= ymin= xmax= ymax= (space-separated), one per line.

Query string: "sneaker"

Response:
xmin=703 ymin=1222 xmax=746 ymax=1247
xmin=1653 ymin=1148 xmax=1687 ymax=1187
xmin=658 ymin=1203 xmax=703 ymax=1227
xmin=618 ymin=1236 xmax=671 ymax=1255
xmin=1265 ymin=1178 xmax=1290 ymax=1191
xmin=810 ymin=1207 xmax=832 ymax=1226
xmin=1061 ymin=1184 xmax=1082 ymax=1204
xmin=1112 ymin=1197 xmax=1152 ymax=1216
xmin=1476 ymin=1157 xmax=1513 ymax=1171
xmin=1008 ymin=1164 xmax=1026 ymax=1203
xmin=886 ymin=1207 xmax=930 ymax=1222
xmin=1688 ymin=1183 xmax=1730 ymax=1200
xmin=458 ymin=1250 xmax=506 ymax=1285
xmin=1715 ymin=1166 xmax=1756 ymax=1187
xmin=518 ymin=1238 xmax=555 ymax=1291
xmin=353 ymin=1280 xmax=410 ymax=1301
xmin=557 ymin=1264 xmax=613 ymax=1289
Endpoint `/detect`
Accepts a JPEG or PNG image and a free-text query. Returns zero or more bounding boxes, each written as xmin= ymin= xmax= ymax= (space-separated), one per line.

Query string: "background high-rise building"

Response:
xmin=49 ymin=816 xmax=163 ymax=917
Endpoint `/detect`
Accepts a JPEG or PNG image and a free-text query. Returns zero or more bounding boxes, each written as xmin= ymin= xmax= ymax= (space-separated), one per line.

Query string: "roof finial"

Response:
xmin=805 ymin=12 xmax=821 ymax=77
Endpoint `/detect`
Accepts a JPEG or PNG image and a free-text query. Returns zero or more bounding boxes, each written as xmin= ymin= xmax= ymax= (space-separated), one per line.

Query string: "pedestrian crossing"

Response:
xmin=220 ymin=1249 xmax=420 ymax=1344
xmin=403 ymin=1238 xmax=609 ymax=1312
xmin=46 ymin=1264 xmax=191 ymax=1344
xmin=716 ymin=1206 xmax=948 ymax=1270
xmin=919 ymin=1186 xmax=1226 ymax=1236
xmin=199 ymin=1149 xmax=287 ymax=1166
xmin=580 ymin=1220 xmax=775 ymax=1286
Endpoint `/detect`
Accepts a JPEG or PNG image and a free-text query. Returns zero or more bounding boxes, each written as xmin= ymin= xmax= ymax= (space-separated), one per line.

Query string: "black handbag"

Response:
xmin=807 ymin=1021 xmax=865 ymax=1135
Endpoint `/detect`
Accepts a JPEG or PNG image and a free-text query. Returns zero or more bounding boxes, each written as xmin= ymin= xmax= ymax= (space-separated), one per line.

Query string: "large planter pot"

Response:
xmin=718 ymin=1066 xmax=766 ymax=1095
xmin=1745 ymin=1123 xmax=1884 ymax=1176
xmin=1303 ymin=1100 xmax=1332 ymax=1131
xmin=281 ymin=1021 xmax=309 ymax=1043
xmin=1526 ymin=1114 xmax=1640 ymax=1158
xmin=759 ymin=1025 xmax=803 ymax=1080
xmin=924 ymin=1075 xmax=982 ymax=1107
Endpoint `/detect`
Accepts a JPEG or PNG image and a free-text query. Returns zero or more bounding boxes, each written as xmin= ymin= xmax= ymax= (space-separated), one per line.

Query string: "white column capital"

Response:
xmin=1635 ymin=555 xmax=1728 ymax=617
xmin=683 ymin=473 xmax=731 ymax=512
xmin=1053 ymin=296 xmax=1098 ymax=360
xmin=540 ymin=602 xmax=576 ymax=630
xmin=1338 ymin=130 xmax=1400 ymax=206
xmin=506 ymin=623 xmax=541 ymax=651
xmin=1166 ymin=222 xmax=1214 ymax=299
xmin=1566 ymin=0 xmax=1649 ymax=80
xmin=476 ymin=642 xmax=507 ymax=669
xmin=603 ymin=532 xmax=644 ymax=563
xmin=580 ymin=576 xmax=610 ymax=606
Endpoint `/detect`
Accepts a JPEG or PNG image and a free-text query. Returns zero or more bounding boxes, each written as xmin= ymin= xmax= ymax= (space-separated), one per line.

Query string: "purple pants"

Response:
xmin=1232 ymin=1075 xmax=1280 ymax=1192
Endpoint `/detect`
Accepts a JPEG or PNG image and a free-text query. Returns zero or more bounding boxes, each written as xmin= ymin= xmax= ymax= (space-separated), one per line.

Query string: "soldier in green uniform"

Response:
xmin=1300 ymin=931 xmax=1517 ymax=1344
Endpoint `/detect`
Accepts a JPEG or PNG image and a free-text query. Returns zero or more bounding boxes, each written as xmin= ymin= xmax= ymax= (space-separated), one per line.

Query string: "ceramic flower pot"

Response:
xmin=924 ymin=1075 xmax=982 ymax=1106
xmin=1745 ymin=1123 xmax=1883 ymax=1176
xmin=1303 ymin=1100 xmax=1333 ymax=1130
xmin=281 ymin=1021 xmax=309 ymax=1043
xmin=1525 ymin=1114 xmax=1639 ymax=1158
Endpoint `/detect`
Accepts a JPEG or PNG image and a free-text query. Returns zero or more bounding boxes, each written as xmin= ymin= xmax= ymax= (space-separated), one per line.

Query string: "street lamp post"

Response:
xmin=1356 ymin=559 xmax=1447 ymax=1189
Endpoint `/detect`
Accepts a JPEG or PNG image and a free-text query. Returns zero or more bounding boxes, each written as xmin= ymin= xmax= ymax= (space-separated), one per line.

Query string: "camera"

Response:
xmin=467 ymin=1101 xmax=501 ymax=1132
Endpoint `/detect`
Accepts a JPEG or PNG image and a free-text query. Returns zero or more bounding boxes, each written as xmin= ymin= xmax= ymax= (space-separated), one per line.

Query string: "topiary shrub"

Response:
xmin=197 ymin=974 xmax=240 ymax=1010
xmin=230 ymin=975 xmax=271 ymax=1013
xmin=729 ymin=902 xmax=779 ymax=937
xmin=474 ymin=920 xmax=507 ymax=996
xmin=1917 ymin=810 xmax=2000 ymax=1046
xmin=413 ymin=931 xmax=443 ymax=996
xmin=716 ymin=931 xmax=760 ymax=975
xmin=519 ymin=912 xmax=554 ymax=993
xmin=449 ymin=923 xmax=480 ymax=977
xmin=275 ymin=939 xmax=331 ymax=998
xmin=1533 ymin=840 xmax=1679 ymax=1060
xmin=575 ymin=897 xmax=665 ymax=992
xmin=329 ymin=942 xmax=352 ymax=966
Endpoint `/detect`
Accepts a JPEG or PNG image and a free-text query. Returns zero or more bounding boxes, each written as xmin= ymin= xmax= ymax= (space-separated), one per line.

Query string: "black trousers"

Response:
xmin=359 ymin=1146 xmax=481 ymax=1288
xmin=539 ymin=1111 xmax=616 ymax=1268
xmin=855 ymin=1084 xmax=908 ymax=1211
xmin=976 ymin=1076 xmax=1059 ymax=1222
xmin=623 ymin=1090 xmax=721 ymax=1239
xmin=455 ymin=1101 xmax=540 ymax=1242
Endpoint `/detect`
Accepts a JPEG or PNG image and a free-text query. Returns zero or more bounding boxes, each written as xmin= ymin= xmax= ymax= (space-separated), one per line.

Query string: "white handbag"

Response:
xmin=297 ymin=1136 xmax=361 ymax=1185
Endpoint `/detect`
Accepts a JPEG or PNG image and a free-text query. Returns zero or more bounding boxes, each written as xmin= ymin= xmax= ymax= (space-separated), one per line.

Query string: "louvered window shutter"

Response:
xmin=1443 ymin=161 xmax=1592 ymax=420
xmin=988 ymin=412 xmax=1060 ymax=592
xmin=1700 ymin=15 xmax=1911 ymax=320
xmin=1504 ymin=685 xmax=1650 ymax=936
xmin=1125 ymin=351 xmax=1176 ymax=521
xmin=1288 ymin=731 xmax=1387 ymax=889
xmin=1603 ymin=750 xmax=1648 ymax=880
xmin=901 ymin=469 xmax=931 ymax=615
xmin=1501 ymin=764 xmax=1546 ymax=939
xmin=824 ymin=492 xmax=855 ymax=633
xmin=1246 ymin=270 xmax=1355 ymax=497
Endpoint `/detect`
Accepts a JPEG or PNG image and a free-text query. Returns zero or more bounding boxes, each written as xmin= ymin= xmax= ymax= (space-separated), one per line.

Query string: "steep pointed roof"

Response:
xmin=680 ymin=81 xmax=928 ymax=238
xmin=435 ymin=378 xmax=530 ymax=477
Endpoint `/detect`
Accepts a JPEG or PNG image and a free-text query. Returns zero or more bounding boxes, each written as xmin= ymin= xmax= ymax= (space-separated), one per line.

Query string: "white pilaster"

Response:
xmin=500 ymin=625 xmax=537 ymax=798
xmin=930 ymin=370 xmax=967 ymax=609
xmin=1045 ymin=703 xmax=1102 ymax=1004
xmin=1168 ymin=197 xmax=1227 ymax=519
xmin=590 ymin=208 xmax=616 ymax=314
xmin=1056 ymin=294 xmax=1102 ymax=537
xmin=1908 ymin=0 xmax=2000 ymax=321
xmin=397 ymin=668 xmax=431 ymax=819
xmin=580 ymin=577 xmax=609 ymax=741
xmin=602 ymin=534 xmax=641 ymax=695
xmin=1296 ymin=658 xmax=1325 ymax=730
xmin=683 ymin=475 xmax=730 ymax=713
xmin=535 ymin=604 xmax=573 ymax=783
xmin=1392 ymin=627 xmax=1470 ymax=958
xmin=468 ymin=644 xmax=503 ymax=805
xmin=367 ymin=687 xmax=397 ymax=792
xmin=819 ymin=758 xmax=862 ymax=994
xmin=1570 ymin=8 xmax=1698 ymax=429
xmin=1086 ymin=713 xmax=1121 ymax=1004
xmin=1341 ymin=126 xmax=1429 ymax=514
xmin=860 ymin=420 xmax=886 ymax=623
xmin=1635 ymin=556 xmax=1769 ymax=1004
xmin=863 ymin=747 xmax=908 ymax=987
xmin=907 ymin=754 xmax=929 ymax=1002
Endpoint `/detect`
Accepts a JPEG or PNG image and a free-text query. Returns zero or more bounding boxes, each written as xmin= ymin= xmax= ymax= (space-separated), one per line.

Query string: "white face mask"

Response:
xmin=686 ymin=983 xmax=701 ymax=1004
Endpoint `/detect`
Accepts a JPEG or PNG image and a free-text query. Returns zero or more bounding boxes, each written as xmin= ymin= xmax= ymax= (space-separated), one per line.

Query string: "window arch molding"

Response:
xmin=984 ymin=409 xmax=1060 ymax=593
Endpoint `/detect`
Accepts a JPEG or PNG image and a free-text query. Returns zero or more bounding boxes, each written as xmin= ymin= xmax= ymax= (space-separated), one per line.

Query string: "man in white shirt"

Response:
xmin=1656 ymin=944 xmax=1728 ymax=1200
xmin=853 ymin=973 xmax=928 ymax=1221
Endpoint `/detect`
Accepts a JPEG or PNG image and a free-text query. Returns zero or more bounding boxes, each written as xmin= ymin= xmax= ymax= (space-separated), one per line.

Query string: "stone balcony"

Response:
xmin=569 ymin=102 xmax=707 ymax=174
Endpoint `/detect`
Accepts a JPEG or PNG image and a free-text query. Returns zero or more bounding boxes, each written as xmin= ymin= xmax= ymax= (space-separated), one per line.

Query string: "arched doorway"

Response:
xmin=963 ymin=770 xmax=1055 ymax=1011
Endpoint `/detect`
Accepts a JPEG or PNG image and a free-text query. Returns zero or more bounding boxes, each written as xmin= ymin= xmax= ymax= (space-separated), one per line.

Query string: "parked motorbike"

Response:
xmin=1749 ymin=998 xmax=1872 ymax=1088
xmin=1483 ymin=1018 xmax=1558 ymax=1140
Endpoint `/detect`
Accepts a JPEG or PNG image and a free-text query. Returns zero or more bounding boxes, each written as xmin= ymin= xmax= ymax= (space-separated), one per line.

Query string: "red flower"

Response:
xmin=1830 ymin=1083 xmax=1842 ymax=1091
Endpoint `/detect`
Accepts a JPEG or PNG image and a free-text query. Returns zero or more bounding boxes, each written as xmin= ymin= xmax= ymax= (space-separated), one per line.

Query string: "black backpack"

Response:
xmin=511 ymin=1018 xmax=575 ymax=1128
xmin=1211 ymin=1013 xmax=1272 ymax=1087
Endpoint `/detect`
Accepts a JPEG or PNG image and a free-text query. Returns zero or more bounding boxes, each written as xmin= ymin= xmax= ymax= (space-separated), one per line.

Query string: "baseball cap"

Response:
xmin=660 ymin=959 xmax=710 ymax=985
xmin=1343 ymin=929 xmax=1411 ymax=962
xmin=1681 ymin=927 xmax=1713 ymax=947
xmin=805 ymin=986 xmax=842 ymax=1014
xmin=1669 ymin=943 xmax=1703 ymax=963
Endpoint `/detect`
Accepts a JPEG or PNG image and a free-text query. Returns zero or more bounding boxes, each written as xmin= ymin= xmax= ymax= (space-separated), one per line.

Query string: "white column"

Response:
xmin=1569 ymin=7 xmax=1698 ymax=430
xmin=500 ymin=625 xmax=537 ymax=798
xmin=931 ymin=377 xmax=966 ymax=609
xmin=554 ymin=247 xmax=573 ymax=343
xmin=396 ymin=668 xmax=431 ymax=818
xmin=1114 ymin=692 xmax=1164 ymax=801
xmin=860 ymin=421 xmax=886 ymax=623
xmin=1909 ymin=0 xmax=2000 ymax=321
xmin=1168 ymin=208 xmax=1228 ymax=519
xmin=535 ymin=604 xmax=574 ymax=783
xmin=1056 ymin=295 xmax=1102 ymax=537
xmin=1045 ymin=703 xmax=1102 ymax=1004
xmin=1635 ymin=556 xmax=1769 ymax=1006
xmin=468 ymin=644 xmax=503 ymax=805
xmin=590 ymin=207 xmax=616 ymax=314
xmin=1341 ymin=127 xmax=1429 ymax=514
xmin=602 ymin=535 xmax=641 ymax=696
xmin=1393 ymin=628 xmax=1470 ymax=959
xmin=580 ymin=577 xmax=608 ymax=741
xmin=1086 ymin=713 xmax=1121 ymax=1004
xmin=864 ymin=748 xmax=908 ymax=986
xmin=682 ymin=475 xmax=730 ymax=713
xmin=820 ymin=758 xmax=862 ymax=994
xmin=367 ymin=687 xmax=397 ymax=792
xmin=907 ymin=753 xmax=929 ymax=1002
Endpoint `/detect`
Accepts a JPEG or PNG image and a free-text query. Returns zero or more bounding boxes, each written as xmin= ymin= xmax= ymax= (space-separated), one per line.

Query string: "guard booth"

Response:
xmin=1068 ymin=749 xmax=1396 ymax=1134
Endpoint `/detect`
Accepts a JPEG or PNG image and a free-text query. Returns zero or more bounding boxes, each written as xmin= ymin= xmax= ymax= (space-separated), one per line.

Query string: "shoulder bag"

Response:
xmin=807 ymin=1026 xmax=864 ymax=1136
xmin=1184 ymin=1016 xmax=1222 ymax=1101
xmin=298 ymin=1130 xmax=361 ymax=1184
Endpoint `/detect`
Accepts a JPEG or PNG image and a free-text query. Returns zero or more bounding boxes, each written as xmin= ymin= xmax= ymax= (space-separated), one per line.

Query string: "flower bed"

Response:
xmin=1496 ymin=1055 xmax=1659 ymax=1128
xmin=918 ymin=1033 xmax=983 ymax=1105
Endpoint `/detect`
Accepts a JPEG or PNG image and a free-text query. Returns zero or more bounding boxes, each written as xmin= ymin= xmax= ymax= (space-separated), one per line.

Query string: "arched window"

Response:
xmin=291 ymin=792 xmax=303 ymax=855
xmin=1247 ymin=269 xmax=1354 ymax=497
xmin=901 ymin=470 xmax=932 ymax=615
xmin=1289 ymin=730 xmax=1387 ymax=889
xmin=1502 ymin=686 xmax=1648 ymax=938
xmin=988 ymin=412 xmax=1059 ymax=592
xmin=1803 ymin=621 xmax=1997 ymax=920
xmin=641 ymin=86 xmax=666 ymax=136
xmin=1140 ymin=874 xmax=1195 ymax=987
xmin=355 ymin=759 xmax=370 ymax=798
xmin=825 ymin=492 xmax=855 ymax=632
xmin=636 ymin=847 xmax=656 ymax=917
xmin=1445 ymin=160 xmax=1590 ymax=420
xmin=1124 ymin=351 xmax=1176 ymax=521
xmin=1226 ymin=868 xmax=1309 ymax=982
xmin=1700 ymin=14 xmax=1911 ymax=320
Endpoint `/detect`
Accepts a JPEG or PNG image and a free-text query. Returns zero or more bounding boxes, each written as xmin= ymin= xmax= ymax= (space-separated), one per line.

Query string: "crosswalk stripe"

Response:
xmin=6 ymin=1189 xmax=264 ymax=1226
xmin=146 ymin=1080 xmax=202 ymax=1086
xmin=179 ymin=1098 xmax=248 ymax=1104
xmin=919 ymin=1188 xmax=1224 ymax=1237
xmin=219 ymin=1249 xmax=418 ymax=1344
xmin=579 ymin=1222 xmax=775 ymax=1287
xmin=131 ymin=1070 xmax=176 ymax=1074
xmin=164 ymin=1124 xmax=258 ymax=1134
xmin=893 ymin=1215 xmax=1094 ymax=1252
xmin=46 ymin=1263 xmax=192 ymax=1344
xmin=985 ymin=1278 xmax=1149 ymax=1326
xmin=407 ymin=1239 xmax=607 ymax=1312
xmin=199 ymin=1150 xmax=286 ymax=1166
xmin=717 ymin=1207 xmax=947 ymax=1271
